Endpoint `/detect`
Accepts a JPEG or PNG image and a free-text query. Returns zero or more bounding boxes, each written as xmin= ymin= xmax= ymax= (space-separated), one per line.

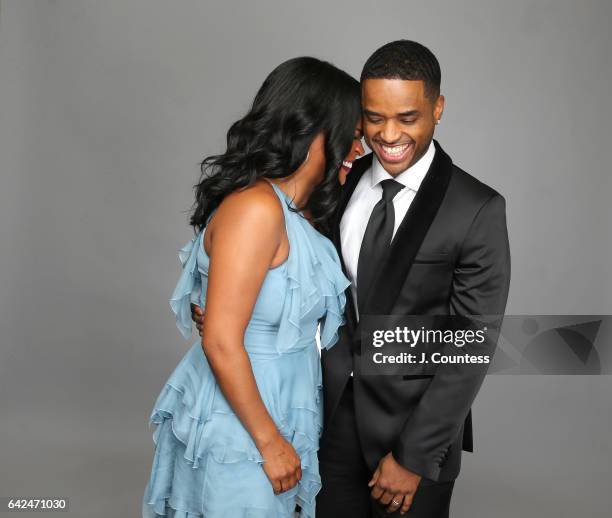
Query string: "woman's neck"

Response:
xmin=267 ymin=176 xmax=317 ymax=211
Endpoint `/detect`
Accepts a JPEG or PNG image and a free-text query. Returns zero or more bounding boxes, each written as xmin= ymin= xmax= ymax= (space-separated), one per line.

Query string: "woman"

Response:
xmin=142 ymin=57 xmax=363 ymax=518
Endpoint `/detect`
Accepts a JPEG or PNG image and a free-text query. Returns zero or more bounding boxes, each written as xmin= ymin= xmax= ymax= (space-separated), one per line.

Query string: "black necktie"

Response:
xmin=356 ymin=179 xmax=405 ymax=312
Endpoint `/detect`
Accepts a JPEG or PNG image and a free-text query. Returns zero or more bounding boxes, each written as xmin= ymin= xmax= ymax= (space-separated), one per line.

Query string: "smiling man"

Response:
xmin=362 ymin=76 xmax=443 ymax=176
xmin=316 ymin=40 xmax=511 ymax=517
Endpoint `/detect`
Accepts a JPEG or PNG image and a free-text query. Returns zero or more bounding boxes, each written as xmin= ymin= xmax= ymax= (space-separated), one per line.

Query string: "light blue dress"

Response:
xmin=142 ymin=183 xmax=350 ymax=518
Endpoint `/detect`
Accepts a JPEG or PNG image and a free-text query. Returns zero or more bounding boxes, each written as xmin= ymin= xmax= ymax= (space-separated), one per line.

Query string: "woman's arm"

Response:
xmin=201 ymin=185 xmax=301 ymax=494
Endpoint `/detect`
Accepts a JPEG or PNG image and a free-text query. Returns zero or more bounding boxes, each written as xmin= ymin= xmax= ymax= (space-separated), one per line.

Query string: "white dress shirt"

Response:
xmin=340 ymin=140 xmax=435 ymax=375
xmin=341 ymin=140 xmax=435 ymax=317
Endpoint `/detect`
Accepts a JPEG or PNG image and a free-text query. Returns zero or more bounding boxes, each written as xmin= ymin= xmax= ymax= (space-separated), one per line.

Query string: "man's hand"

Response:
xmin=368 ymin=452 xmax=422 ymax=515
xmin=190 ymin=303 xmax=205 ymax=337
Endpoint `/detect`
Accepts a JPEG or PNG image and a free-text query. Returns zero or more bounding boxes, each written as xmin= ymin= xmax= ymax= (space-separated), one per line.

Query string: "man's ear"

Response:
xmin=434 ymin=94 xmax=445 ymax=122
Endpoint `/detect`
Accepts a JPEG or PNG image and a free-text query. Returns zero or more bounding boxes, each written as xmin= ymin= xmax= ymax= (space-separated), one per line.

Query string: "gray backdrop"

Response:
xmin=1 ymin=0 xmax=611 ymax=516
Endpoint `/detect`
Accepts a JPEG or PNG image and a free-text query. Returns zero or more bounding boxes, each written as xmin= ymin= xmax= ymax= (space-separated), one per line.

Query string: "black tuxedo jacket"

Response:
xmin=321 ymin=139 xmax=511 ymax=483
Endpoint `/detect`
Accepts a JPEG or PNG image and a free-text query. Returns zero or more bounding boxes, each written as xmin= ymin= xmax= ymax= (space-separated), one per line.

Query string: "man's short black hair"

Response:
xmin=360 ymin=40 xmax=441 ymax=101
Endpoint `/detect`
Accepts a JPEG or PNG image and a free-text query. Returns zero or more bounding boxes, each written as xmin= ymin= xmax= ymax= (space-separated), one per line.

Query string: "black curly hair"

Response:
xmin=360 ymin=40 xmax=441 ymax=101
xmin=189 ymin=57 xmax=361 ymax=236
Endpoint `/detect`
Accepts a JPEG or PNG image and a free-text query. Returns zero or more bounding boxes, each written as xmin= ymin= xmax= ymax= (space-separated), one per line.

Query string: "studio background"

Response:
xmin=1 ymin=1 xmax=610 ymax=516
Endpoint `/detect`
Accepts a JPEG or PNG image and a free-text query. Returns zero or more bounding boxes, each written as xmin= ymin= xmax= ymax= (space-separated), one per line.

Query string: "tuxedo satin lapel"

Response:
xmin=362 ymin=140 xmax=453 ymax=316
xmin=332 ymin=153 xmax=373 ymax=332
xmin=344 ymin=285 xmax=358 ymax=333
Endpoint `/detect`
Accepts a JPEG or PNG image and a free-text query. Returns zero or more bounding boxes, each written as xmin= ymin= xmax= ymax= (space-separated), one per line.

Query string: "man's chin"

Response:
xmin=374 ymin=148 xmax=421 ymax=176
xmin=375 ymin=156 xmax=413 ymax=176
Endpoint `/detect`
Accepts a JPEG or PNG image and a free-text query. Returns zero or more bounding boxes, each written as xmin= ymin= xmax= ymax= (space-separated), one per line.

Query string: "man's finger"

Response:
xmin=370 ymin=482 xmax=384 ymax=500
xmin=379 ymin=490 xmax=394 ymax=505
xmin=368 ymin=467 xmax=380 ymax=487
xmin=400 ymin=493 xmax=414 ymax=514
xmin=387 ymin=494 xmax=404 ymax=513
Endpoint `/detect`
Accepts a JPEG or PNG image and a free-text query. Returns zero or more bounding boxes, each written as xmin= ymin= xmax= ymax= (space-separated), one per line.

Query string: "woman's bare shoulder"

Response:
xmin=209 ymin=181 xmax=284 ymax=233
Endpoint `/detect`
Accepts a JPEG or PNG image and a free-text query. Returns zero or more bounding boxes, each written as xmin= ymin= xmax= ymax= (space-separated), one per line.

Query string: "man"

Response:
xmin=315 ymin=40 xmax=510 ymax=517
xmin=192 ymin=40 xmax=510 ymax=518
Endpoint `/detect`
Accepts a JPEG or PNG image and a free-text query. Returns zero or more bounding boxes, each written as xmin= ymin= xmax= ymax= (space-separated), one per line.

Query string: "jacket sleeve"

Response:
xmin=391 ymin=193 xmax=511 ymax=480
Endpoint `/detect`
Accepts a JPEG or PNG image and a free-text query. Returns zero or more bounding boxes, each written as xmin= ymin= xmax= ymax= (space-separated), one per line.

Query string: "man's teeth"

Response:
xmin=342 ymin=161 xmax=353 ymax=169
xmin=381 ymin=143 xmax=410 ymax=156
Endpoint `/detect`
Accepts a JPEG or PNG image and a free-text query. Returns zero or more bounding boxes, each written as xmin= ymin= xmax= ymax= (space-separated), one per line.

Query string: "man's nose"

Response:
xmin=379 ymin=120 xmax=402 ymax=144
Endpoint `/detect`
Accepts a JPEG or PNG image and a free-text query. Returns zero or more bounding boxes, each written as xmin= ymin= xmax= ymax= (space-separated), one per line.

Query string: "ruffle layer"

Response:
xmin=143 ymin=498 xmax=301 ymax=518
xmin=144 ymin=433 xmax=319 ymax=518
xmin=143 ymin=345 xmax=323 ymax=517
xmin=168 ymin=232 xmax=204 ymax=340
xmin=275 ymin=185 xmax=351 ymax=353
xmin=147 ymin=344 xmax=323 ymax=465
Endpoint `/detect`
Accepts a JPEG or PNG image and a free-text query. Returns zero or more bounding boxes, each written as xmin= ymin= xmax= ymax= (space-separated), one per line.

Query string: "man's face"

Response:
xmin=362 ymin=79 xmax=444 ymax=176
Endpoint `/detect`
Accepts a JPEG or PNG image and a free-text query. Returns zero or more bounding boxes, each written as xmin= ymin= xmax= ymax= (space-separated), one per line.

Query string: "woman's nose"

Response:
xmin=355 ymin=140 xmax=365 ymax=157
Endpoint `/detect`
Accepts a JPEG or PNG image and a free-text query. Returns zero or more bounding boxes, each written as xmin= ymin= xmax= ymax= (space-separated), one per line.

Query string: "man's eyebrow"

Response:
xmin=397 ymin=110 xmax=420 ymax=117
xmin=363 ymin=109 xmax=420 ymax=117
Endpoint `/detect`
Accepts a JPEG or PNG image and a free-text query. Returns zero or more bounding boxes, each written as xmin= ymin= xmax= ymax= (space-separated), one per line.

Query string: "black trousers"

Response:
xmin=316 ymin=377 xmax=455 ymax=518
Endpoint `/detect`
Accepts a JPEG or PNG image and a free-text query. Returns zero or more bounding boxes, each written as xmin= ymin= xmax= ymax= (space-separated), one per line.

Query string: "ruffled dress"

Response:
xmin=142 ymin=182 xmax=350 ymax=518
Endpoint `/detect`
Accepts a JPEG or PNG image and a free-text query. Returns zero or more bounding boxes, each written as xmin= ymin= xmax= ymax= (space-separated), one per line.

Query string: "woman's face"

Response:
xmin=338 ymin=118 xmax=365 ymax=185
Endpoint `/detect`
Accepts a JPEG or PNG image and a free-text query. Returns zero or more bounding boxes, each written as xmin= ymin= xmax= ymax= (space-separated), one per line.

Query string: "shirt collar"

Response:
xmin=369 ymin=139 xmax=436 ymax=192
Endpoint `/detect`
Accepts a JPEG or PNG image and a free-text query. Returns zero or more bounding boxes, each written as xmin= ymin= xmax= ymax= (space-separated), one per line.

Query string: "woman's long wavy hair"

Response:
xmin=189 ymin=57 xmax=361 ymax=236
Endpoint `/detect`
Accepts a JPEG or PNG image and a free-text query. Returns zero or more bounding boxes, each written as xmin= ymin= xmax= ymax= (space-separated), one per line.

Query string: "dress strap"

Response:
xmin=264 ymin=180 xmax=301 ymax=215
